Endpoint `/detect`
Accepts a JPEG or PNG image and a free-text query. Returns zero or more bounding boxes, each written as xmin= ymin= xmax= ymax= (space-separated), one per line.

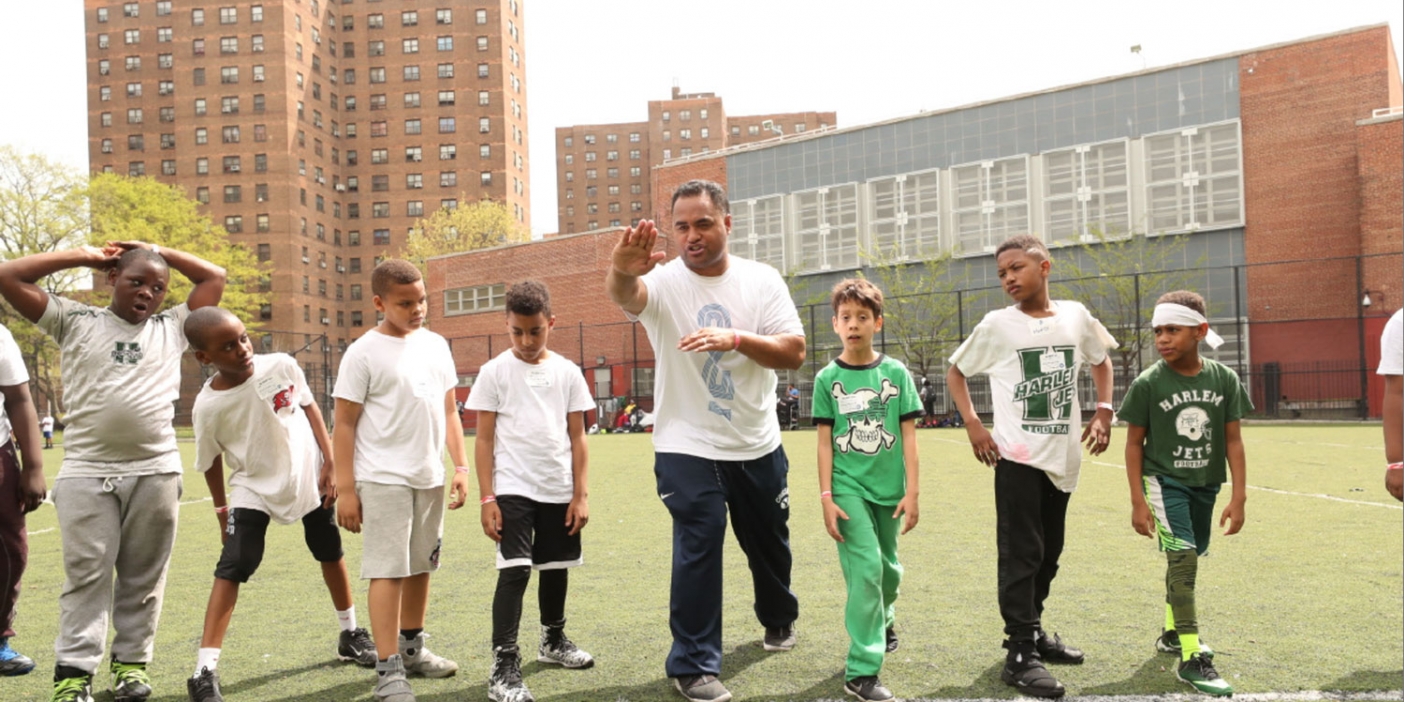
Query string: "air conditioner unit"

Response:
xmin=302 ymin=256 xmax=310 ymax=263
xmin=317 ymin=176 xmax=325 ymax=184
xmin=227 ymin=164 xmax=240 ymax=172
xmin=412 ymin=155 xmax=422 ymax=162
xmin=321 ymin=317 xmax=330 ymax=324
xmin=336 ymin=265 xmax=345 ymax=272
xmin=335 ymin=184 xmax=346 ymax=192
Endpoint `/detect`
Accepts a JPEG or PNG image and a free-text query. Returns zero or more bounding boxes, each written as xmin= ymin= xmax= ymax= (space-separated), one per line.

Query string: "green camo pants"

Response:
xmin=833 ymin=494 xmax=903 ymax=679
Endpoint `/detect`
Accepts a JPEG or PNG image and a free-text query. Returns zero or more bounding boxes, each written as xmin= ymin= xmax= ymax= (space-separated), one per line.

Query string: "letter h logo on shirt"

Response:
xmin=111 ymin=341 xmax=143 ymax=365
xmin=1013 ymin=346 xmax=1075 ymax=422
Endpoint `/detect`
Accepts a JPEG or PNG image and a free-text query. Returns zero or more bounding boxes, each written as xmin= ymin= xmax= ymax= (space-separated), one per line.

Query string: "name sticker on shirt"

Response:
xmin=255 ymin=374 xmax=285 ymax=400
xmin=412 ymin=376 xmax=437 ymax=399
xmin=838 ymin=393 xmax=869 ymax=415
xmin=526 ymin=368 xmax=552 ymax=388
xmin=1039 ymin=350 xmax=1066 ymax=374
xmin=1028 ymin=317 xmax=1056 ymax=337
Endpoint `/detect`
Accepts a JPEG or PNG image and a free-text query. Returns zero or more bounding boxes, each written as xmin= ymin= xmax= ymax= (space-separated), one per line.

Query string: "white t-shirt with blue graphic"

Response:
xmin=632 ymin=256 xmax=804 ymax=461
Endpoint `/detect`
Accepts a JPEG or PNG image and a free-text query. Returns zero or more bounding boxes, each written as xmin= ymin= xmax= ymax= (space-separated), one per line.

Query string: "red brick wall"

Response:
xmin=651 ymin=155 xmax=727 ymax=225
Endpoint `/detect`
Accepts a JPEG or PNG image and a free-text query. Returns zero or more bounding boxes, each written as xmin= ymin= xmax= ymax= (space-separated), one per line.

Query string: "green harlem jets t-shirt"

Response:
xmin=1117 ymin=358 xmax=1252 ymax=487
xmin=812 ymin=355 xmax=923 ymax=505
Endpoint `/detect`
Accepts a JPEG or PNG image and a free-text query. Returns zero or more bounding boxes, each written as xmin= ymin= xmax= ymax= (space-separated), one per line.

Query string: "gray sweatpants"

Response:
xmin=53 ymin=474 xmax=182 ymax=672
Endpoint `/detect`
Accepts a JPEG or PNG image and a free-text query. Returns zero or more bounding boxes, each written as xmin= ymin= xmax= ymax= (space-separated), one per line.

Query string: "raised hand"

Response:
xmin=611 ymin=220 xmax=666 ymax=278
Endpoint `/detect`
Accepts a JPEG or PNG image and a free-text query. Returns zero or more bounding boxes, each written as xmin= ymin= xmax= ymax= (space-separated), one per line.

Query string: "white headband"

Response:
xmin=1151 ymin=303 xmax=1224 ymax=349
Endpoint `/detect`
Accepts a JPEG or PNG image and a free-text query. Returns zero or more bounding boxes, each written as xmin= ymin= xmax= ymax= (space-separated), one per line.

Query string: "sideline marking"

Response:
xmin=28 ymin=496 xmax=215 ymax=536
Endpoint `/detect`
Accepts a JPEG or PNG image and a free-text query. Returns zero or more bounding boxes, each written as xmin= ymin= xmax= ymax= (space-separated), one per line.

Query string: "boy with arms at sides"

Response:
xmin=467 ymin=280 xmax=596 ymax=702
xmin=1119 ymin=291 xmax=1248 ymax=697
xmin=333 ymin=260 xmax=472 ymax=702
xmin=0 ymin=242 xmax=225 ymax=702
xmin=0 ymin=321 xmax=45 ymax=676
xmin=812 ymin=279 xmax=921 ymax=702
xmin=182 ymin=307 xmax=377 ymax=702
xmin=946 ymin=234 xmax=1115 ymax=700
xmin=41 ymin=413 xmax=55 ymax=449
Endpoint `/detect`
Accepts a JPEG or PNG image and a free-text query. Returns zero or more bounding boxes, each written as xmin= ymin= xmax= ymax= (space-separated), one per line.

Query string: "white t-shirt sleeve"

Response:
xmin=464 ymin=360 xmax=502 ymax=412
xmin=758 ymin=266 xmax=805 ymax=337
xmin=949 ymin=315 xmax=1000 ymax=377
xmin=632 ymin=266 xmax=669 ymax=326
xmin=192 ymin=395 xmax=222 ymax=473
xmin=438 ymin=338 xmax=458 ymax=397
xmin=0 ymin=326 xmax=29 ymax=387
xmin=332 ymin=346 xmax=370 ymax=404
xmin=1078 ymin=306 xmax=1116 ymax=366
xmin=286 ymin=356 xmax=315 ymax=406
xmin=567 ymin=368 xmax=595 ymax=414
xmin=1379 ymin=309 xmax=1404 ymax=376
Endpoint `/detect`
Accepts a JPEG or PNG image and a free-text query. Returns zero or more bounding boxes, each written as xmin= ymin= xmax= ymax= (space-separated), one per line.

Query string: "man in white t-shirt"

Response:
xmin=606 ymin=179 xmax=806 ymax=702
xmin=467 ymin=281 xmax=597 ymax=702
xmin=40 ymin=414 xmax=55 ymax=449
xmin=947 ymin=235 xmax=1116 ymax=699
xmin=0 ymin=241 xmax=225 ymax=702
xmin=332 ymin=259 xmax=472 ymax=702
xmin=183 ymin=307 xmax=376 ymax=702
xmin=1378 ymin=309 xmax=1402 ymax=501
xmin=0 ymin=322 xmax=45 ymax=676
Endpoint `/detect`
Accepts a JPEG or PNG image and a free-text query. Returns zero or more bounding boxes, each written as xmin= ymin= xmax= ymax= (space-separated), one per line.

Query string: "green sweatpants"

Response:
xmin=833 ymin=494 xmax=903 ymax=679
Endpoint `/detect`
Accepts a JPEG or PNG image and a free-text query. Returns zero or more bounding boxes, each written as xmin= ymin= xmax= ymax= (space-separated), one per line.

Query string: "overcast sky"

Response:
xmin=2 ymin=1 xmax=1399 ymax=236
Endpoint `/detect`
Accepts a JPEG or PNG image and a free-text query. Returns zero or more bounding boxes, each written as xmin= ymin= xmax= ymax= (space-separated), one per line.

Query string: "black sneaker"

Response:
xmin=186 ymin=667 xmax=223 ymax=702
xmin=1035 ymin=630 xmax=1084 ymax=665
xmin=1000 ymin=640 xmax=1065 ymax=699
xmin=885 ymin=626 xmax=898 ymax=653
xmin=1177 ymin=652 xmax=1233 ymax=696
xmin=537 ymin=625 xmax=594 ymax=669
xmin=111 ymin=659 xmax=152 ymax=702
xmin=339 ymin=627 xmax=378 ymax=667
xmin=844 ymin=675 xmax=895 ymax=701
xmin=488 ymin=646 xmax=533 ymax=702
xmin=673 ymin=674 xmax=732 ymax=702
xmin=762 ymin=625 xmax=796 ymax=652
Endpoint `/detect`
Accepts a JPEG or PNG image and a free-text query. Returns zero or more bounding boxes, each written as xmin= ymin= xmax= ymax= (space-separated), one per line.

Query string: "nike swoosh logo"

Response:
xmin=659 ymin=492 xmax=675 ymax=500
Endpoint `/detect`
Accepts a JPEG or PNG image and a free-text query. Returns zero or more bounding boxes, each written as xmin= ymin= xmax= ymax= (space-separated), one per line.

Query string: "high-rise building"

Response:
xmin=554 ymin=87 xmax=833 ymax=235
xmin=84 ymin=0 xmax=530 ymax=352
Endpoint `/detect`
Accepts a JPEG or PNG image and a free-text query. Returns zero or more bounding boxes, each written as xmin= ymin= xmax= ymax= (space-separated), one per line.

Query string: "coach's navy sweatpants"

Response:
xmin=655 ymin=448 xmax=798 ymax=678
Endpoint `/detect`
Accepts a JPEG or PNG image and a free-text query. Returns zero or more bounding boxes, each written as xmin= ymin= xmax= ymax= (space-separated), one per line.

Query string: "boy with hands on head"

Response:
xmin=332 ymin=260 xmax=472 ymax=702
xmin=468 ymin=280 xmax=596 ymax=702
xmin=812 ymin=278 xmax=921 ymax=702
xmin=1118 ymin=290 xmax=1249 ymax=697
xmin=182 ymin=307 xmax=374 ymax=702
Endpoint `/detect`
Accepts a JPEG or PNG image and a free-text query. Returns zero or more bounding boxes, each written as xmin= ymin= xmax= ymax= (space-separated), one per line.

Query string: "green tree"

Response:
xmin=864 ymin=247 xmax=966 ymax=383
xmin=1050 ymin=230 xmax=1203 ymax=384
xmin=86 ymin=173 xmax=268 ymax=325
xmin=0 ymin=146 xmax=90 ymax=414
xmin=399 ymin=197 xmax=528 ymax=275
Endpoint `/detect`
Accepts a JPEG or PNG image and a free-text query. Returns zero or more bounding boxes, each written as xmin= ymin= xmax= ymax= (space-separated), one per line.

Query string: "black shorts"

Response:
xmin=213 ymin=504 xmax=344 ymax=583
xmin=496 ymin=495 xmax=582 ymax=570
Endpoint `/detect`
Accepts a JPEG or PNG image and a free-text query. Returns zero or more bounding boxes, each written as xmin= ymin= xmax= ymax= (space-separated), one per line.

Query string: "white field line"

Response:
xmin=929 ymin=436 xmax=1403 ymax=510
xmin=795 ymin=693 xmax=1401 ymax=702
xmin=26 ymin=496 xmax=212 ymax=536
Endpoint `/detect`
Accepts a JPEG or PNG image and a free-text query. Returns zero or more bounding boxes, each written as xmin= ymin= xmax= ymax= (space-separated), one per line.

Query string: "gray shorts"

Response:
xmin=357 ymin=482 xmax=444 ymax=579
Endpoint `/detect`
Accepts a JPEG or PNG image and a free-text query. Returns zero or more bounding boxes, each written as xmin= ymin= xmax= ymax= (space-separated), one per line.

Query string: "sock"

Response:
xmin=195 ymin=648 xmax=220 ymax=676
xmin=337 ymin=606 xmax=357 ymax=632
xmin=1164 ymin=602 xmax=1176 ymax=633
xmin=1179 ymin=632 xmax=1201 ymax=661
xmin=400 ymin=628 xmax=423 ymax=642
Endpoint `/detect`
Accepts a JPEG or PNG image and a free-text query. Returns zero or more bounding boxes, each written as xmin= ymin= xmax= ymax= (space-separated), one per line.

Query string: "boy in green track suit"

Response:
xmin=1118 ymin=290 xmax=1249 ymax=698
xmin=813 ymin=278 xmax=921 ymax=702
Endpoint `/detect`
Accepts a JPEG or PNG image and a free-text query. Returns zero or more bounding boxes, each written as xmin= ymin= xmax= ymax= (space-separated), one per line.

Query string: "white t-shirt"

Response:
xmin=466 ymin=350 xmax=595 ymax=503
xmin=38 ymin=296 xmax=189 ymax=477
xmin=0 ymin=324 xmax=30 ymax=441
xmin=1377 ymin=309 xmax=1403 ymax=376
xmin=40 ymin=417 xmax=54 ymax=433
xmin=192 ymin=353 xmax=322 ymax=524
xmin=631 ymin=256 xmax=805 ymax=461
xmin=949 ymin=301 xmax=1117 ymax=492
xmin=333 ymin=328 xmax=457 ymax=489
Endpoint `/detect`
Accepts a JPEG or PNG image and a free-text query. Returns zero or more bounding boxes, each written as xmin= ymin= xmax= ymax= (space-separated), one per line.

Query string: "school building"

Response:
xmin=428 ymin=25 xmax=1403 ymax=423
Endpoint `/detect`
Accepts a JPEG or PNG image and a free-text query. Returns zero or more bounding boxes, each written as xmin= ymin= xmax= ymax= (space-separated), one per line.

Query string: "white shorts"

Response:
xmin=356 ymin=482 xmax=444 ymax=579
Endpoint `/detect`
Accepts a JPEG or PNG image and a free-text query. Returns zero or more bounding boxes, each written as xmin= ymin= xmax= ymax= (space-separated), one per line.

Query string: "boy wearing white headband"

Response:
xmin=1116 ymin=290 xmax=1249 ymax=697
xmin=947 ymin=234 xmax=1117 ymax=700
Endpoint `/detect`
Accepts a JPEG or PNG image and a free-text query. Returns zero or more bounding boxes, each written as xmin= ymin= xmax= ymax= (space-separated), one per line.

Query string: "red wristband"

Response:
xmin=820 ymin=490 xmax=832 ymax=499
xmin=1389 ymin=463 xmax=1403 ymax=471
xmin=480 ymin=495 xmax=497 ymax=505
xmin=732 ymin=329 xmax=741 ymax=351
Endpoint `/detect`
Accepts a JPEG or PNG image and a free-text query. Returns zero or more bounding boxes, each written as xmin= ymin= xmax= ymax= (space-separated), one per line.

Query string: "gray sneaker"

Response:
xmin=373 ymin=655 xmax=415 ymax=702
xmin=538 ymin=625 xmax=594 ymax=669
xmin=844 ymin=675 xmax=895 ymax=702
xmin=488 ymin=646 xmax=534 ymax=702
xmin=399 ymin=632 xmax=458 ymax=678
xmin=762 ymin=625 xmax=796 ymax=652
xmin=673 ymin=674 xmax=732 ymax=702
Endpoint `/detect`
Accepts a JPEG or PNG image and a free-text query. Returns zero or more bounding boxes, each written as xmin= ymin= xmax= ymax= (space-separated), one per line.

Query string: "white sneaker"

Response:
xmin=537 ymin=625 xmax=594 ymax=669
xmin=399 ymin=632 xmax=458 ymax=678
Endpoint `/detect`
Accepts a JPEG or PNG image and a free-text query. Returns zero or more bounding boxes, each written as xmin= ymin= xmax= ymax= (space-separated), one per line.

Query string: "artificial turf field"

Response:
xmin=3 ymin=425 xmax=1400 ymax=701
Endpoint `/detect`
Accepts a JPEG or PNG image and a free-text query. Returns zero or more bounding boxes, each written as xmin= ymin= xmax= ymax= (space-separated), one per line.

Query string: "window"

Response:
xmin=680 ymin=110 xmax=691 ymax=121
xmin=196 ymin=185 xmax=209 ymax=201
xmin=437 ymin=36 xmax=454 ymax=51
xmin=158 ymin=80 xmax=173 ymax=95
xmin=476 ymin=36 xmax=488 ymax=51
xmin=952 ymin=156 xmax=1029 ymax=255
xmin=406 ymin=201 xmax=423 ymax=216
xmin=748 ymin=125 xmax=759 ymax=135
xmin=257 ymin=243 xmax=271 ymax=261
xmin=368 ymin=40 xmax=385 ymax=56
xmin=220 ymin=7 xmax=237 ymax=24
xmin=478 ymin=117 xmax=489 ymax=133
xmin=224 ymin=215 xmax=242 ymax=233
xmin=437 ymin=117 xmax=455 ymax=133
xmin=869 ymin=171 xmax=941 ymax=262
xmin=794 ymin=184 xmax=860 ymax=272
xmin=406 ymin=174 xmax=423 ymax=189
xmin=223 ymin=185 xmax=241 ymax=202
xmin=368 ymin=13 xmax=384 ymax=28
xmin=701 ymin=127 xmax=709 ymax=139
xmin=475 ymin=9 xmax=488 ymax=24
xmin=101 ymin=138 xmax=114 ymax=153
xmin=124 ymin=29 xmax=141 ymax=45
xmin=585 ymin=169 xmax=596 ymax=180
xmin=127 ymin=135 xmax=144 ymax=150
xmin=440 ymin=90 xmax=456 ymax=105
xmin=373 ymin=229 xmax=390 ymax=245
xmin=405 ymin=146 xmax=422 ymax=162
xmin=475 ymin=63 xmax=486 ymax=78
xmin=439 ymin=171 xmax=456 ymax=187
xmin=607 ymin=167 xmax=618 ymax=178
xmin=629 ymin=132 xmax=640 ymax=142
xmin=402 ymin=65 xmax=420 ymax=80
xmin=1145 ymin=122 xmax=1242 ymax=233
xmin=100 ymin=86 xmax=112 ymax=102
xmin=220 ymin=36 xmax=238 ymax=53
xmin=222 ymin=126 xmax=240 ymax=143
xmin=371 ymin=148 xmax=388 ymax=164
xmin=192 ymin=8 xmax=205 ymax=24
xmin=222 ymin=155 xmax=240 ymax=172
xmin=369 ymin=67 xmax=385 ymax=83
xmin=444 ymin=283 xmax=505 ymax=315
xmin=372 ymin=202 xmax=389 ymax=218
xmin=630 ymin=167 xmax=641 ymax=177
xmin=440 ymin=144 xmax=456 ymax=160
xmin=99 ymin=59 xmax=112 ymax=75
xmin=662 ymin=111 xmax=670 ymax=122
xmin=607 ymin=150 xmax=618 ymax=161
xmin=402 ymin=38 xmax=419 ymax=53
xmin=401 ymin=92 xmax=419 ymax=108
xmin=1044 ymin=140 xmax=1131 ymax=245
xmin=98 ymin=33 xmax=110 ymax=49
xmin=403 ymin=119 xmax=421 ymax=135
xmin=159 ymin=106 xmax=174 ymax=122
xmin=437 ymin=9 xmax=453 ymax=24
xmin=607 ymin=185 xmax=619 ymax=196
xmin=192 ymin=38 xmax=206 ymax=56
xmin=254 ymin=154 xmax=267 ymax=172
xmin=126 ymin=108 xmax=143 ymax=124
xmin=251 ymin=4 xmax=263 ymax=22
xmin=193 ymin=67 xmax=207 ymax=85
xmin=159 ymin=53 xmax=173 ymax=68
xmin=662 ymin=130 xmax=671 ymax=142
xmin=256 ymin=215 xmax=269 ymax=233
xmin=680 ymin=129 xmax=691 ymax=140
xmin=401 ymin=10 xmax=418 ymax=26
xmin=156 ymin=27 xmax=172 ymax=43
xmin=480 ymin=171 xmax=492 ymax=186
xmin=584 ymin=151 xmax=596 ymax=162
xmin=221 ymin=96 xmax=239 ymax=114
xmin=221 ymin=66 xmax=239 ymax=83
xmin=250 ymin=34 xmax=263 ymax=52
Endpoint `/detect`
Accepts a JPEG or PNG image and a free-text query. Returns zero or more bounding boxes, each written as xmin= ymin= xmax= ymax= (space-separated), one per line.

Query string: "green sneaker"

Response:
xmin=51 ymin=672 xmax=95 ymax=702
xmin=111 ymin=659 xmax=152 ymax=702
xmin=1177 ymin=653 xmax=1233 ymax=697
xmin=1156 ymin=629 xmax=1214 ymax=659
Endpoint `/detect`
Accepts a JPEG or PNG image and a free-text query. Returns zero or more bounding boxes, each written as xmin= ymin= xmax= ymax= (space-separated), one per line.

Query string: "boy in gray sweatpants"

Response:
xmin=0 ymin=242 xmax=226 ymax=702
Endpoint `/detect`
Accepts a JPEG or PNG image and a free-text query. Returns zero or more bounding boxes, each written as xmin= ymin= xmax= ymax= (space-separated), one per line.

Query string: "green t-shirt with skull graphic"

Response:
xmin=1117 ymin=358 xmax=1252 ymax=487
xmin=813 ymin=355 xmax=924 ymax=505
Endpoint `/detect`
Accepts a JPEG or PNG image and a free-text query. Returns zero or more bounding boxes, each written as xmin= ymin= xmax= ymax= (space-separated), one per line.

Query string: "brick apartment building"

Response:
xmin=553 ymin=87 xmax=834 ymax=235
xmin=431 ymin=25 xmax=1402 ymax=420
xmin=85 ymin=0 xmax=531 ymax=357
